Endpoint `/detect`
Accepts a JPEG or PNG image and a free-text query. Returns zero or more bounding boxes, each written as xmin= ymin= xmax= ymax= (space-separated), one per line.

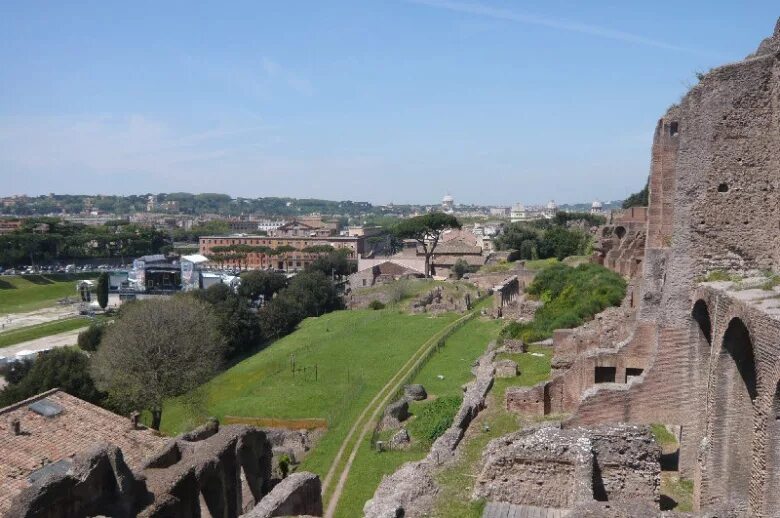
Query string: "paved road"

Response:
xmin=0 ymin=329 xmax=82 ymax=359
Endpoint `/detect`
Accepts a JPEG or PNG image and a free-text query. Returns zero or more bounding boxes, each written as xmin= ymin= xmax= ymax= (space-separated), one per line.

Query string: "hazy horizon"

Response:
xmin=1 ymin=1 xmax=777 ymax=205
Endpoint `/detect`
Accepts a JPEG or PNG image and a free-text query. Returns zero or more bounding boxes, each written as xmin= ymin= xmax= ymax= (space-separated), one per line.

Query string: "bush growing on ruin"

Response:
xmin=501 ymin=263 xmax=626 ymax=343
xmin=0 ymin=348 xmax=105 ymax=407
xmin=368 ymin=300 xmax=385 ymax=310
xmin=78 ymin=321 xmax=106 ymax=352
xmin=91 ymin=297 xmax=224 ymax=430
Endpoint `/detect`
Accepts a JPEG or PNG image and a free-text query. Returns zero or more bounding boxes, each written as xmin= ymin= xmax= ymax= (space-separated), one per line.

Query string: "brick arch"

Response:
xmin=706 ymin=317 xmax=757 ymax=513
xmin=691 ymin=299 xmax=712 ymax=346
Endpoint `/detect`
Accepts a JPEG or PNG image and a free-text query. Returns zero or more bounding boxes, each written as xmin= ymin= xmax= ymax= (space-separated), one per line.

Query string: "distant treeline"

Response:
xmin=1 ymin=193 xmax=418 ymax=217
xmin=0 ymin=218 xmax=168 ymax=267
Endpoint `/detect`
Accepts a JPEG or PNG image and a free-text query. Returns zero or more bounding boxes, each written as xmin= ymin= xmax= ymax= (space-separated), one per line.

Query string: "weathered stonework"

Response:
xmin=504 ymin=19 xmax=780 ymax=518
xmin=473 ymin=425 xmax=661 ymax=510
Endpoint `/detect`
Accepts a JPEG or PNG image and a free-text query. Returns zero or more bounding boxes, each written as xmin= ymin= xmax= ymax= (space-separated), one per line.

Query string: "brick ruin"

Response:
xmin=497 ymin=18 xmax=780 ymax=517
xmin=1 ymin=390 xmax=322 ymax=518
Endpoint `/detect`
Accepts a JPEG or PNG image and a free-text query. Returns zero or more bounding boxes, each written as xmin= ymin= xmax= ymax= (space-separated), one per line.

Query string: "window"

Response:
xmin=625 ymin=368 xmax=644 ymax=382
xmin=594 ymin=366 xmax=616 ymax=384
xmin=718 ymin=183 xmax=729 ymax=193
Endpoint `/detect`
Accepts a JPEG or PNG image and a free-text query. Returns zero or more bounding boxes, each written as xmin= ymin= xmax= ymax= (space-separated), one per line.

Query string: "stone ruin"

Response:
xmin=491 ymin=18 xmax=780 ymax=517
xmin=8 ymin=419 xmax=323 ymax=518
xmin=474 ymin=424 xmax=661 ymax=512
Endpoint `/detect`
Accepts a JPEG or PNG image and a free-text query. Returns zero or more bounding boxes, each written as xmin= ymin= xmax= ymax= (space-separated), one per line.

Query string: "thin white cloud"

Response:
xmin=408 ymin=0 xmax=717 ymax=56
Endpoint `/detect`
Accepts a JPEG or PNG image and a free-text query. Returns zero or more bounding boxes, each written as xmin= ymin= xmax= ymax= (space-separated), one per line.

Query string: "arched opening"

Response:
xmin=615 ymin=226 xmax=626 ymax=240
xmin=718 ymin=183 xmax=729 ymax=193
xmin=692 ymin=300 xmax=712 ymax=346
xmin=709 ymin=318 xmax=756 ymax=512
xmin=764 ymin=381 xmax=780 ymax=512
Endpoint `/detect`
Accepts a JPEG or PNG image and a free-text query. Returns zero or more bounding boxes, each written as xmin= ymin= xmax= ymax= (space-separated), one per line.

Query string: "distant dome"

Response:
xmin=547 ymin=200 xmax=557 ymax=210
xmin=512 ymin=203 xmax=525 ymax=211
xmin=592 ymin=200 xmax=603 ymax=209
xmin=442 ymin=194 xmax=454 ymax=203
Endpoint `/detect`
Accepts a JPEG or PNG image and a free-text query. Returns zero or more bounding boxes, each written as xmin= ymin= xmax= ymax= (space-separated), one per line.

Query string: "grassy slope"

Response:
xmin=0 ymin=274 xmax=97 ymax=314
xmin=431 ymin=343 xmax=554 ymax=517
xmin=333 ymin=313 xmax=503 ymax=518
xmin=0 ymin=317 xmax=90 ymax=349
xmin=160 ymin=309 xmax=460 ymax=465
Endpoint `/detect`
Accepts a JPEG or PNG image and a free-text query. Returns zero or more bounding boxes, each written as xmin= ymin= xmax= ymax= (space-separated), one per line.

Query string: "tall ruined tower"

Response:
xmin=561 ymin=18 xmax=780 ymax=516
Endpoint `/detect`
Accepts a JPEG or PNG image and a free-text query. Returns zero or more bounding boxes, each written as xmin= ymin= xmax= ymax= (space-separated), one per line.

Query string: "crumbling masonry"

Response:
xmin=503 ymin=19 xmax=780 ymax=517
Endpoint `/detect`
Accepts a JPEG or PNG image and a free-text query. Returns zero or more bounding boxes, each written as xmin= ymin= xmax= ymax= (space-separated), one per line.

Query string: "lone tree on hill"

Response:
xmin=393 ymin=212 xmax=461 ymax=277
xmin=96 ymin=272 xmax=109 ymax=309
xmin=91 ymin=296 xmax=224 ymax=430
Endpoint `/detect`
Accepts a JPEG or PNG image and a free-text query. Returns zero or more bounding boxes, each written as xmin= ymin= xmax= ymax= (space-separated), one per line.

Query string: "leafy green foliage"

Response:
xmin=192 ymin=284 xmax=263 ymax=359
xmin=368 ymin=300 xmax=385 ymax=310
xmin=501 ymin=263 xmax=626 ymax=343
xmin=451 ymin=258 xmax=474 ymax=280
xmin=258 ymin=271 xmax=343 ymax=338
xmin=0 ymin=348 xmax=105 ymax=407
xmin=408 ymin=396 xmax=462 ymax=444
xmin=96 ymin=272 xmax=109 ymax=309
xmin=239 ymin=270 xmax=288 ymax=302
xmin=393 ymin=213 xmax=461 ymax=277
xmin=0 ymin=219 xmax=168 ymax=268
xmin=78 ymin=322 xmax=106 ymax=352
xmin=306 ymin=249 xmax=356 ymax=277
xmin=622 ymin=180 xmax=649 ymax=209
xmin=496 ymin=221 xmax=592 ymax=261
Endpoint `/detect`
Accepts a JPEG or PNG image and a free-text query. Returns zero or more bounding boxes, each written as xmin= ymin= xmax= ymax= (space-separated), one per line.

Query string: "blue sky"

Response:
xmin=0 ymin=1 xmax=777 ymax=205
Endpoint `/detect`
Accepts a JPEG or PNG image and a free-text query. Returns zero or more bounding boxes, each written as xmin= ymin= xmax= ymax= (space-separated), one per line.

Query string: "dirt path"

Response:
xmin=0 ymin=329 xmax=82 ymax=359
xmin=0 ymin=305 xmax=80 ymax=332
xmin=322 ymin=311 xmax=475 ymax=518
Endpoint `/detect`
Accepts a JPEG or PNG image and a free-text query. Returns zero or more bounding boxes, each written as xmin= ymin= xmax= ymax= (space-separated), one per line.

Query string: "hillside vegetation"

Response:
xmin=501 ymin=263 xmax=626 ymax=343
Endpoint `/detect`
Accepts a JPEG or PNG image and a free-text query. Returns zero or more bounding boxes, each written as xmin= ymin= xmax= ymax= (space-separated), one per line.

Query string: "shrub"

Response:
xmin=408 ymin=396 xmax=462 ymax=444
xmin=501 ymin=263 xmax=626 ymax=342
xmin=78 ymin=322 xmax=105 ymax=352
xmin=368 ymin=300 xmax=386 ymax=310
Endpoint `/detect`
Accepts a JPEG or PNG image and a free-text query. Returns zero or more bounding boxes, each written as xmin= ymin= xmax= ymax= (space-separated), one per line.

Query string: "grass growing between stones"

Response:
xmin=650 ymin=423 xmax=678 ymax=448
xmin=0 ymin=317 xmax=91 ymax=349
xmin=329 ymin=315 xmax=503 ymax=518
xmin=661 ymin=474 xmax=694 ymax=512
xmin=0 ymin=274 xmax=97 ymax=314
xmin=429 ymin=343 xmax=554 ymax=517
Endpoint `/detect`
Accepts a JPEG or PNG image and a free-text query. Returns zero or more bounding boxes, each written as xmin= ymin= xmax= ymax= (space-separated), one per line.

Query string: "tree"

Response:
xmin=307 ymin=250 xmax=356 ymax=278
xmin=193 ymin=284 xmax=263 ymax=358
xmin=393 ymin=213 xmax=461 ymax=277
xmin=78 ymin=322 xmax=105 ymax=352
xmin=538 ymin=227 xmax=590 ymax=261
xmin=96 ymin=272 xmax=109 ymax=309
xmin=91 ymin=297 xmax=224 ymax=430
xmin=495 ymin=223 xmax=540 ymax=252
xmin=451 ymin=258 xmax=472 ymax=280
xmin=239 ymin=270 xmax=288 ymax=303
xmin=623 ymin=180 xmax=649 ymax=209
xmin=0 ymin=348 xmax=105 ymax=407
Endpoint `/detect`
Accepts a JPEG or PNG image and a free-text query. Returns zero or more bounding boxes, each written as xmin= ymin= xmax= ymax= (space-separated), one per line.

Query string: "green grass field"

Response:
xmin=0 ymin=274 xmax=97 ymax=315
xmin=160 ymin=308 xmax=460 ymax=456
xmin=0 ymin=317 xmax=91 ymax=349
xmin=332 ymin=314 xmax=503 ymax=517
